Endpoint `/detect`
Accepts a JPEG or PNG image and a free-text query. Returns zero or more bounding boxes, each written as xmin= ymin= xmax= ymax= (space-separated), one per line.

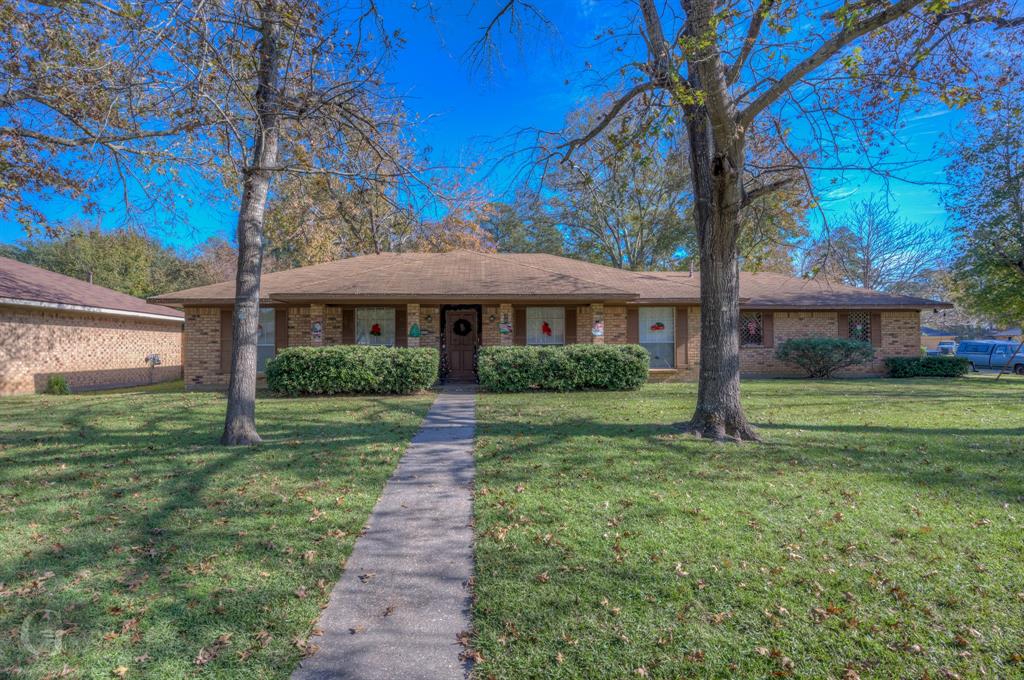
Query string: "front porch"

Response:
xmin=183 ymin=301 xmax=634 ymax=388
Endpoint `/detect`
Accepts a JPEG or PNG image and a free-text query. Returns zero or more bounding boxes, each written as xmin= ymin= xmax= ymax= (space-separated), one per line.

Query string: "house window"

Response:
xmin=639 ymin=307 xmax=675 ymax=368
xmin=356 ymin=308 xmax=396 ymax=346
xmin=849 ymin=311 xmax=871 ymax=342
xmin=526 ymin=307 xmax=565 ymax=345
xmin=256 ymin=308 xmax=276 ymax=372
xmin=740 ymin=312 xmax=763 ymax=346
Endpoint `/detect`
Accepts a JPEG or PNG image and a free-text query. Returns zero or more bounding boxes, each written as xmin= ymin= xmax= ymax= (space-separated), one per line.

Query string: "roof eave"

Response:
xmin=1 ymin=296 xmax=184 ymax=322
xmin=740 ymin=301 xmax=954 ymax=310
xmin=268 ymin=293 xmax=639 ymax=303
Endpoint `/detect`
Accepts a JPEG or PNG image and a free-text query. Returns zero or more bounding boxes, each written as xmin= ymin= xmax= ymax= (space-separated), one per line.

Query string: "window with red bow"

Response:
xmin=526 ymin=307 xmax=565 ymax=345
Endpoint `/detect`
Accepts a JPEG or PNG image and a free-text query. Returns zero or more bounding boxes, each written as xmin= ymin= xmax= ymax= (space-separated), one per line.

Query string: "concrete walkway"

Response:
xmin=292 ymin=386 xmax=476 ymax=680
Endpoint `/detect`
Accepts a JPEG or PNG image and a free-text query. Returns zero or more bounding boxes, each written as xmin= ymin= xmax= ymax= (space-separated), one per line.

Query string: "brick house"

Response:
xmin=150 ymin=251 xmax=948 ymax=388
xmin=0 ymin=256 xmax=184 ymax=395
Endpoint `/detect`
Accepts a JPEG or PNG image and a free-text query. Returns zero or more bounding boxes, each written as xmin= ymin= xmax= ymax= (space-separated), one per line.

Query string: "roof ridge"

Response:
xmin=473 ymin=251 xmax=638 ymax=296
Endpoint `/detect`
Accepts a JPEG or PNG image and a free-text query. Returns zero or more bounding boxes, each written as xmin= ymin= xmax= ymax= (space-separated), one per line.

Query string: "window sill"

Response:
xmin=648 ymin=368 xmax=678 ymax=373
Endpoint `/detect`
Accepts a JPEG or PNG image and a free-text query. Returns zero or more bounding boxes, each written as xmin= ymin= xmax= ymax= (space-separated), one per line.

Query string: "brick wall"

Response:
xmin=1 ymin=305 xmax=182 ymax=395
xmin=575 ymin=305 xmax=592 ymax=343
xmin=481 ymin=305 xmax=501 ymax=346
xmin=181 ymin=303 xmax=922 ymax=387
xmin=184 ymin=306 xmax=225 ymax=387
xmin=287 ymin=305 xmax=311 ymax=347
xmin=419 ymin=306 xmax=440 ymax=349
xmin=736 ymin=310 xmax=921 ymax=377
xmin=325 ymin=305 xmax=344 ymax=344
xmin=604 ymin=305 xmax=627 ymax=344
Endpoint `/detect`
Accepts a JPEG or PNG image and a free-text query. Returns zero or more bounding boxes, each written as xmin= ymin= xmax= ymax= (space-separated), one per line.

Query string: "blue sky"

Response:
xmin=0 ymin=1 xmax=962 ymax=251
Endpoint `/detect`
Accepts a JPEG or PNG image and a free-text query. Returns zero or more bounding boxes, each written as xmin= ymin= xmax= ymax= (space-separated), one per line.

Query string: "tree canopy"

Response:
xmin=1 ymin=227 xmax=226 ymax=297
xmin=947 ymin=93 xmax=1024 ymax=326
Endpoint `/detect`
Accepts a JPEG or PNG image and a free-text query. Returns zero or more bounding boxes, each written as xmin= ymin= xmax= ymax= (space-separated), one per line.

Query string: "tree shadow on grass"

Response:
xmin=474 ymin=414 xmax=1024 ymax=506
xmin=0 ymin=392 xmax=433 ymax=676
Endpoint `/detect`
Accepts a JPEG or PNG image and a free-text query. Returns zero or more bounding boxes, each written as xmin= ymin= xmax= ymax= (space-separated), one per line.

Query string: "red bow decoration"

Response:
xmin=370 ymin=323 xmax=382 ymax=336
xmin=541 ymin=321 xmax=552 ymax=336
xmin=650 ymin=322 xmax=665 ymax=332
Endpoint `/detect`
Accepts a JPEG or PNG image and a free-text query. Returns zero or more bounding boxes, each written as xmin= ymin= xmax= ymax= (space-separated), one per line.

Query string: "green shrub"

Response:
xmin=775 ymin=337 xmax=875 ymax=378
xmin=885 ymin=356 xmax=970 ymax=378
xmin=477 ymin=344 xmax=649 ymax=392
xmin=44 ymin=374 xmax=70 ymax=395
xmin=266 ymin=346 xmax=439 ymax=396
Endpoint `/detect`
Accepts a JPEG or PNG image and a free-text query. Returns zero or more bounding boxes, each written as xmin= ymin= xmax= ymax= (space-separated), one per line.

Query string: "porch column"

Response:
xmin=590 ymin=303 xmax=605 ymax=344
xmin=406 ymin=303 xmax=420 ymax=348
xmin=499 ymin=303 xmax=514 ymax=346
xmin=308 ymin=304 xmax=325 ymax=346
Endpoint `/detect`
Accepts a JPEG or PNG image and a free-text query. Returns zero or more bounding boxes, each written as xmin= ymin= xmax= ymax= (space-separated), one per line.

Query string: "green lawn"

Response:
xmin=0 ymin=386 xmax=433 ymax=678
xmin=472 ymin=378 xmax=1024 ymax=679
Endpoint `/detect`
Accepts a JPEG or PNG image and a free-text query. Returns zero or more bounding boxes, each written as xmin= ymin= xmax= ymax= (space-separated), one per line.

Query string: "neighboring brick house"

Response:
xmin=150 ymin=251 xmax=948 ymax=388
xmin=0 ymin=256 xmax=184 ymax=395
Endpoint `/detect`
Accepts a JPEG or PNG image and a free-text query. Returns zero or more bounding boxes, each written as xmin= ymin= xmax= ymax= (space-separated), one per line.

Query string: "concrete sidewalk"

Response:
xmin=292 ymin=386 xmax=476 ymax=680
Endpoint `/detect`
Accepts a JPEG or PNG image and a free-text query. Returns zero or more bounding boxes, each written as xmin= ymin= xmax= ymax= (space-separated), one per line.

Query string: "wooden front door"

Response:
xmin=445 ymin=310 xmax=478 ymax=381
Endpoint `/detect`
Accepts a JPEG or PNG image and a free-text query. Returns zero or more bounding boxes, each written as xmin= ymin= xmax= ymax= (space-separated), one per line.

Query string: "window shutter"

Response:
xmin=675 ymin=307 xmax=688 ymax=365
xmin=564 ymin=307 xmax=577 ymax=344
xmin=762 ymin=312 xmax=775 ymax=348
xmin=837 ymin=312 xmax=849 ymax=339
xmin=395 ymin=307 xmax=408 ymax=347
xmin=513 ymin=308 xmax=527 ymax=345
xmin=220 ymin=309 xmax=233 ymax=373
xmin=870 ymin=312 xmax=882 ymax=347
xmin=275 ymin=308 xmax=288 ymax=352
xmin=626 ymin=308 xmax=639 ymax=344
xmin=342 ymin=308 xmax=355 ymax=344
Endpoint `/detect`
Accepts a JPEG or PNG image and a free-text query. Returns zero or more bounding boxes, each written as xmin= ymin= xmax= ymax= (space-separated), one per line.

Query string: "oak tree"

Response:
xmin=478 ymin=0 xmax=1021 ymax=440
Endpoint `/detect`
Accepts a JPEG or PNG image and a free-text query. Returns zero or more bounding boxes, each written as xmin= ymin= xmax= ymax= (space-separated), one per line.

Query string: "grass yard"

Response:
xmin=473 ymin=378 xmax=1024 ymax=679
xmin=0 ymin=386 xmax=433 ymax=678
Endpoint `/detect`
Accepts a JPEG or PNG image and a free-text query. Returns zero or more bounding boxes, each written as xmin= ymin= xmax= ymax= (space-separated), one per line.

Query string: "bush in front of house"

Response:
xmin=885 ymin=356 xmax=970 ymax=378
xmin=774 ymin=337 xmax=875 ymax=378
xmin=45 ymin=374 xmax=70 ymax=395
xmin=477 ymin=344 xmax=649 ymax=392
xmin=266 ymin=346 xmax=439 ymax=395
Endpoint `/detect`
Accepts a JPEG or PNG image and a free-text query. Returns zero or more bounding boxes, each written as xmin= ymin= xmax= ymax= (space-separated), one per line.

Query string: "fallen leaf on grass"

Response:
xmin=195 ymin=634 xmax=231 ymax=665
xmin=459 ymin=648 xmax=484 ymax=663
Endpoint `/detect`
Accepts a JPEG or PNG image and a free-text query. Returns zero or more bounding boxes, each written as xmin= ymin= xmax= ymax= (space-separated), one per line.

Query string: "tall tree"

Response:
xmin=477 ymin=0 xmax=1020 ymax=440
xmin=803 ymin=196 xmax=944 ymax=292
xmin=546 ymin=96 xmax=692 ymax=270
xmin=4 ymin=0 xmax=411 ymax=444
xmin=263 ymin=118 xmax=421 ymax=266
xmin=481 ymin=200 xmax=565 ymax=255
xmin=946 ymin=94 xmax=1024 ymax=326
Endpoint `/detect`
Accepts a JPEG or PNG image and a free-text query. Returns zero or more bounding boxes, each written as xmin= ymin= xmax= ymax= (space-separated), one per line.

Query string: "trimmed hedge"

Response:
xmin=885 ymin=356 xmax=970 ymax=378
xmin=775 ymin=337 xmax=875 ymax=378
xmin=266 ymin=346 xmax=439 ymax=395
xmin=477 ymin=344 xmax=649 ymax=392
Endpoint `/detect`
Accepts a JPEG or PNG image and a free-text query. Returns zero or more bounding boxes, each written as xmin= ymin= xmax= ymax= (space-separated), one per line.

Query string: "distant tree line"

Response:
xmin=0 ymin=226 xmax=237 ymax=298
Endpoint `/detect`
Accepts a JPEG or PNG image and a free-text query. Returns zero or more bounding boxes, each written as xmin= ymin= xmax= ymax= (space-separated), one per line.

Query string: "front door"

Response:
xmin=445 ymin=309 xmax=478 ymax=381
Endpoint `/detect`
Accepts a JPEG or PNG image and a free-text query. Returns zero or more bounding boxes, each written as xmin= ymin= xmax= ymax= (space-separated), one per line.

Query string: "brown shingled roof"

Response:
xmin=0 ymin=256 xmax=184 ymax=319
xmin=150 ymin=250 xmax=948 ymax=310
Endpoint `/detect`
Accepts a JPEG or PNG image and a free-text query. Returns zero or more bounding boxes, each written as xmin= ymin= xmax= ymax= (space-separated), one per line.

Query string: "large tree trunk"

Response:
xmin=221 ymin=2 xmax=283 ymax=446
xmin=681 ymin=110 xmax=759 ymax=442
